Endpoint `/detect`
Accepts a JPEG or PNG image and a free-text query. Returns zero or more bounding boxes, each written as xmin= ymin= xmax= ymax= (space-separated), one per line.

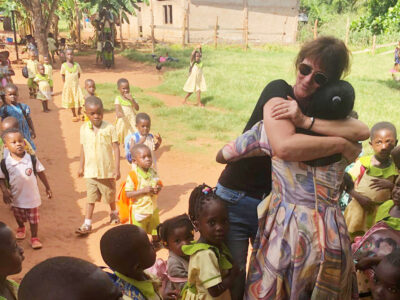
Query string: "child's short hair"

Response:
xmin=370 ymin=122 xmax=397 ymax=140
xmin=85 ymin=96 xmax=103 ymax=109
xmin=1 ymin=128 xmax=22 ymax=141
xmin=117 ymin=78 xmax=129 ymax=88
xmin=85 ymin=79 xmax=95 ymax=86
xmin=188 ymin=183 xmax=224 ymax=223
xmin=18 ymin=256 xmax=119 ymax=300
xmin=4 ymin=83 xmax=17 ymax=92
xmin=391 ymin=146 xmax=400 ymax=168
xmin=131 ymin=143 xmax=150 ymax=158
xmin=157 ymin=214 xmax=194 ymax=246
xmin=1 ymin=116 xmax=19 ymax=131
xmin=385 ymin=249 xmax=400 ymax=268
xmin=100 ymin=224 xmax=143 ymax=270
xmin=136 ymin=112 xmax=151 ymax=124
xmin=348 ymin=110 xmax=359 ymax=119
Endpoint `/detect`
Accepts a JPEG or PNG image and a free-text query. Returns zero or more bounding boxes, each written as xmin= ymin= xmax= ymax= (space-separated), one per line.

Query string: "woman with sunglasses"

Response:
xmin=236 ymin=36 xmax=369 ymax=300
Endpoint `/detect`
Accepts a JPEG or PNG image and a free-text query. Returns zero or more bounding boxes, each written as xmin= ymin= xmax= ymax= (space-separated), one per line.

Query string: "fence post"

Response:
xmin=372 ymin=35 xmax=376 ymax=55
xmin=313 ymin=19 xmax=318 ymax=40
xmin=243 ymin=0 xmax=248 ymax=51
xmin=182 ymin=0 xmax=188 ymax=47
xmin=150 ymin=0 xmax=155 ymax=53
xmin=345 ymin=16 xmax=350 ymax=46
xmin=214 ymin=16 xmax=218 ymax=49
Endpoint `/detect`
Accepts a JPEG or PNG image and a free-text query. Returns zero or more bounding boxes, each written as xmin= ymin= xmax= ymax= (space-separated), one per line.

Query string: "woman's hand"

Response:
xmin=271 ymin=97 xmax=308 ymax=128
xmin=370 ymin=178 xmax=394 ymax=191
xmin=342 ymin=141 xmax=362 ymax=164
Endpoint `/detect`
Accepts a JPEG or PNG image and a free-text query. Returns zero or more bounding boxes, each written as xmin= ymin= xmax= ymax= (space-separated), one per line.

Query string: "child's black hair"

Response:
xmin=157 ymin=214 xmax=194 ymax=246
xmin=117 ymin=78 xmax=129 ymax=88
xmin=1 ymin=128 xmax=22 ymax=141
xmin=100 ymin=224 xmax=143 ymax=271
xmin=85 ymin=78 xmax=95 ymax=86
xmin=385 ymin=248 xmax=400 ymax=268
xmin=136 ymin=112 xmax=151 ymax=124
xmin=370 ymin=121 xmax=397 ymax=141
xmin=130 ymin=143 xmax=151 ymax=159
xmin=60 ymin=38 xmax=66 ymax=44
xmin=4 ymin=83 xmax=17 ymax=92
xmin=85 ymin=96 xmax=103 ymax=109
xmin=188 ymin=183 xmax=224 ymax=223
xmin=18 ymin=256 xmax=117 ymax=300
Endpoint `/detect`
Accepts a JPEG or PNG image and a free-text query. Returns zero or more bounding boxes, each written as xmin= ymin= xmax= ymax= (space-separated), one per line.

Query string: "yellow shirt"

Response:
xmin=80 ymin=121 xmax=118 ymax=179
xmin=125 ymin=165 xmax=160 ymax=215
xmin=25 ymin=59 xmax=38 ymax=78
xmin=184 ymin=249 xmax=231 ymax=300
xmin=43 ymin=63 xmax=53 ymax=81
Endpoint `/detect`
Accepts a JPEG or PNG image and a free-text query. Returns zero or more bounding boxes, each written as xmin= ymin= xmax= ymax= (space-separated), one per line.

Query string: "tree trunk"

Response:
xmin=53 ymin=15 xmax=59 ymax=42
xmin=75 ymin=0 xmax=81 ymax=50
xmin=119 ymin=13 xmax=125 ymax=50
xmin=31 ymin=0 xmax=49 ymax=60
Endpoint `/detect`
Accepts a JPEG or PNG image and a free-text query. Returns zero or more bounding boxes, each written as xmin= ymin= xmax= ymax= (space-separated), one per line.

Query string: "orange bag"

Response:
xmin=117 ymin=171 xmax=138 ymax=224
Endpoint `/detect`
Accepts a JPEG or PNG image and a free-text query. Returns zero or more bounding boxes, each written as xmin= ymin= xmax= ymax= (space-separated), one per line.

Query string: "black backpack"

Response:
xmin=1 ymin=154 xmax=37 ymax=187
xmin=22 ymin=66 xmax=29 ymax=78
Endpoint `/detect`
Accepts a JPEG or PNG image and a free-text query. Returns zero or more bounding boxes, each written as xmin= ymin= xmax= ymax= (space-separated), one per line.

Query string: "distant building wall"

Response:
xmin=119 ymin=0 xmax=299 ymax=44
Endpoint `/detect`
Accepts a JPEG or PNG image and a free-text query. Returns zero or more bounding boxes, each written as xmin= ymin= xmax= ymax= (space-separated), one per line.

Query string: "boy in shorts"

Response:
xmin=0 ymin=128 xmax=52 ymax=249
xmin=76 ymin=96 xmax=120 ymax=235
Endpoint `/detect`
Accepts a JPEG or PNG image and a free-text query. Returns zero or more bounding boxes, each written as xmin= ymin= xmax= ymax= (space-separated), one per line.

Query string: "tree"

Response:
xmin=18 ymin=0 xmax=59 ymax=59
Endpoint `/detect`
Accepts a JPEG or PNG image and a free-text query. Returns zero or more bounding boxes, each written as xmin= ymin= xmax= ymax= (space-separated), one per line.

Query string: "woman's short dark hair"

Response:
xmin=295 ymin=36 xmax=350 ymax=82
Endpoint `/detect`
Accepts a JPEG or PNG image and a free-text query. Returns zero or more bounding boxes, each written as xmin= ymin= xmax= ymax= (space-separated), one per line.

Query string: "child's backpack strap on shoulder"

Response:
xmin=0 ymin=158 xmax=9 ymax=183
xmin=30 ymin=154 xmax=37 ymax=176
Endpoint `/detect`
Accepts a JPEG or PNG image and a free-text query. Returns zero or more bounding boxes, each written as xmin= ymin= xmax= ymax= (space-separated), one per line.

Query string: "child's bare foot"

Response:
xmin=72 ymin=116 xmax=79 ymax=122
xmin=197 ymin=102 xmax=205 ymax=107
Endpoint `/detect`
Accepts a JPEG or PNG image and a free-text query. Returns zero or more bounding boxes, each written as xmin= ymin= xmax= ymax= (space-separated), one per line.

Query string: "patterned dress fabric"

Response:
xmin=223 ymin=121 xmax=358 ymax=299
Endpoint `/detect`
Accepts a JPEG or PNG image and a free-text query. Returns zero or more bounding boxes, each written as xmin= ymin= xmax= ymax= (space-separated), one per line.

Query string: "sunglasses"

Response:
xmin=298 ymin=63 xmax=328 ymax=86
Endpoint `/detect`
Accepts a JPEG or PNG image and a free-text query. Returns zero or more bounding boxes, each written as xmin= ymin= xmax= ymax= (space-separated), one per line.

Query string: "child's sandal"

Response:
xmin=15 ymin=227 xmax=26 ymax=240
xmin=31 ymin=237 xmax=42 ymax=249
xmin=80 ymin=115 xmax=85 ymax=121
xmin=72 ymin=116 xmax=79 ymax=122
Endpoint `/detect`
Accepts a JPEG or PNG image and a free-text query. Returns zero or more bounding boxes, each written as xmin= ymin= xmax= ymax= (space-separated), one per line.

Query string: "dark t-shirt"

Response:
xmin=218 ymin=80 xmax=294 ymax=200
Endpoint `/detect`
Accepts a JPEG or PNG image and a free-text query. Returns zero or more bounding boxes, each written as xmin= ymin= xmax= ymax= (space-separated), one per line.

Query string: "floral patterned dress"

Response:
xmin=222 ymin=121 xmax=358 ymax=300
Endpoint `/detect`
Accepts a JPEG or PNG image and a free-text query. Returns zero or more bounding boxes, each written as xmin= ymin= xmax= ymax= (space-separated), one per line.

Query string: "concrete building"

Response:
xmin=120 ymin=0 xmax=299 ymax=45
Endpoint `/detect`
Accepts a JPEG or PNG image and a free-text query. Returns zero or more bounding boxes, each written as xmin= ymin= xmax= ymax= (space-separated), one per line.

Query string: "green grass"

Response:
xmin=118 ymin=45 xmax=400 ymax=155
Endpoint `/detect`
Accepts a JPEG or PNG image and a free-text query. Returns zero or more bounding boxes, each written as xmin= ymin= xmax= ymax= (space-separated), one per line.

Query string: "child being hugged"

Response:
xmin=42 ymin=56 xmax=53 ymax=92
xmin=34 ymin=64 xmax=51 ymax=112
xmin=182 ymin=184 xmax=238 ymax=300
xmin=115 ymin=78 xmax=139 ymax=146
xmin=76 ymin=96 xmax=120 ymax=235
xmin=124 ymin=113 xmax=162 ymax=167
xmin=157 ymin=214 xmax=194 ymax=293
xmin=0 ymin=222 xmax=24 ymax=300
xmin=0 ymin=84 xmax=36 ymax=151
xmin=344 ymin=122 xmax=398 ymax=240
xmin=25 ymin=50 xmax=38 ymax=99
xmin=124 ymin=144 xmax=162 ymax=243
xmin=101 ymin=225 xmax=178 ymax=300
xmin=0 ymin=128 xmax=52 ymax=249
xmin=183 ymin=45 xmax=206 ymax=107
xmin=61 ymin=49 xmax=84 ymax=122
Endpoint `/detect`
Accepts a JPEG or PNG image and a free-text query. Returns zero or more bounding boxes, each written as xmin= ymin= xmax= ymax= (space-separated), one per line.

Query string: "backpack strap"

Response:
xmin=0 ymin=158 xmax=9 ymax=183
xmin=30 ymin=154 xmax=37 ymax=176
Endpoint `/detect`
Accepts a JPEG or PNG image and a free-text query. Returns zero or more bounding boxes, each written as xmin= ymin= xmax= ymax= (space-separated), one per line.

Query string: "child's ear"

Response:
xmin=369 ymin=140 xmax=372 ymax=147
xmin=396 ymin=139 xmax=398 ymax=146
xmin=193 ymin=220 xmax=199 ymax=232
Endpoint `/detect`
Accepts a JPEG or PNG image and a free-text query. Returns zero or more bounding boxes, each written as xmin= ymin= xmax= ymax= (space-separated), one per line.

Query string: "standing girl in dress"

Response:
xmin=115 ymin=78 xmax=139 ymax=145
xmin=61 ymin=49 xmax=84 ymax=122
xmin=183 ymin=46 xmax=206 ymax=107
xmin=34 ymin=64 xmax=51 ymax=112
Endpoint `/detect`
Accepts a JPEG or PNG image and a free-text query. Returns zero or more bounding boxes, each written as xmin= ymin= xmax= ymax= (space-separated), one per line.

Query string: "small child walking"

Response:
xmin=0 ymin=51 xmax=14 ymax=102
xmin=0 ymin=84 xmax=36 ymax=151
xmin=61 ymin=49 xmax=84 ymax=122
xmin=183 ymin=45 xmax=206 ymax=107
xmin=124 ymin=144 xmax=162 ymax=244
xmin=83 ymin=79 xmax=97 ymax=122
xmin=0 ymin=222 xmax=24 ymax=299
xmin=0 ymin=128 xmax=52 ymax=249
xmin=25 ymin=50 xmax=38 ymax=99
xmin=344 ymin=122 xmax=398 ymax=240
xmin=182 ymin=184 xmax=238 ymax=300
xmin=101 ymin=225 xmax=178 ymax=300
xmin=124 ymin=113 xmax=162 ymax=168
xmin=76 ymin=96 xmax=120 ymax=235
xmin=157 ymin=214 xmax=194 ymax=294
xmin=103 ymin=41 xmax=113 ymax=69
xmin=115 ymin=78 xmax=139 ymax=145
xmin=34 ymin=64 xmax=52 ymax=112
xmin=47 ymin=33 xmax=57 ymax=64
xmin=43 ymin=56 xmax=53 ymax=93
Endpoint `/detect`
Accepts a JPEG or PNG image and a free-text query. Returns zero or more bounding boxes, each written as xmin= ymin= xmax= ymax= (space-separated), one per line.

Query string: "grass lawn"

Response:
xmin=104 ymin=44 xmax=400 ymax=155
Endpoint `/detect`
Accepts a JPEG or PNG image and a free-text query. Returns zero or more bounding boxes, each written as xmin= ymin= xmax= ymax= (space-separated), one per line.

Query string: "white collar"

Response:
xmin=7 ymin=152 xmax=29 ymax=166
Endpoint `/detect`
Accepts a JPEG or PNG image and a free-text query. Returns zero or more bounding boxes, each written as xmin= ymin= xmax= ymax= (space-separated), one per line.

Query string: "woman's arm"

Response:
xmin=264 ymin=98 xmax=361 ymax=162
xmin=270 ymin=98 xmax=370 ymax=142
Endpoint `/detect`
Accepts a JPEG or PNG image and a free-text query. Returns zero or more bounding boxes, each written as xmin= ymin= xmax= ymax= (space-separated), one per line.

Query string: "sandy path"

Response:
xmin=1 ymin=51 xmax=224 ymax=281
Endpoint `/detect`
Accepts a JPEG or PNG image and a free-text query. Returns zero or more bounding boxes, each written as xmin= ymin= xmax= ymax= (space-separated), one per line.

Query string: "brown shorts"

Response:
xmin=86 ymin=178 xmax=116 ymax=204
xmin=13 ymin=207 xmax=39 ymax=224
